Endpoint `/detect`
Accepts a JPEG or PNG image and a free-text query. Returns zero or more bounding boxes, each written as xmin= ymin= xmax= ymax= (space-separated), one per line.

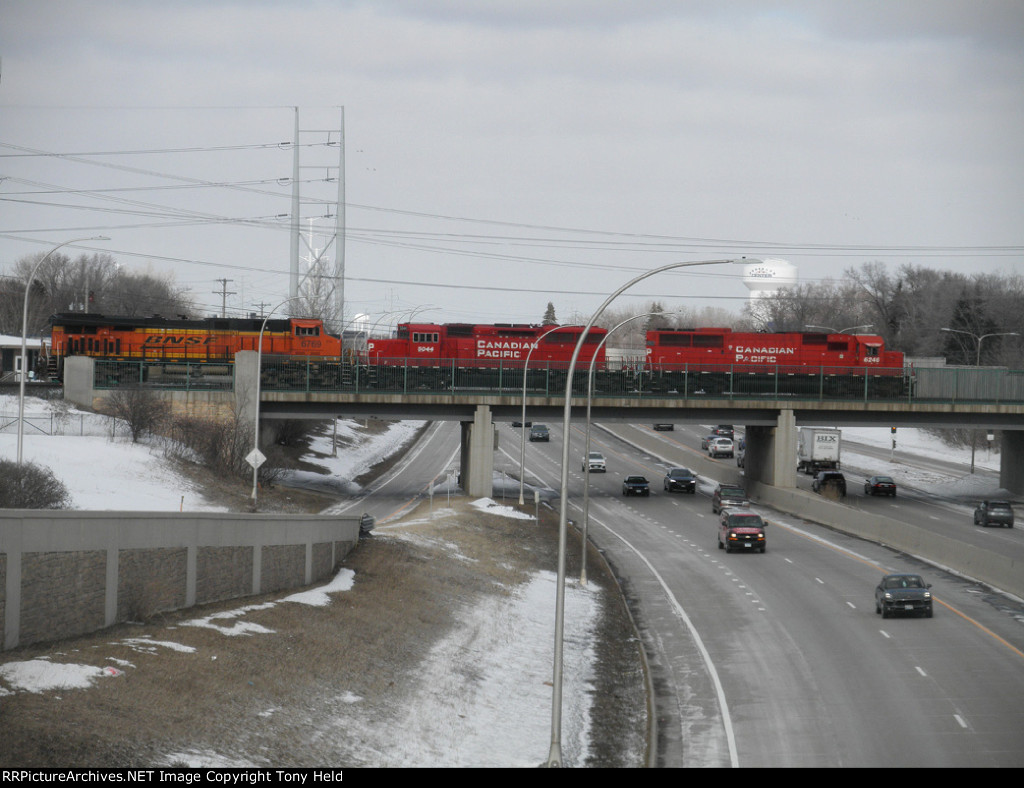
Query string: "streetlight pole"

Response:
xmin=518 ymin=324 xmax=572 ymax=505
xmin=251 ymin=297 xmax=303 ymax=507
xmin=940 ymin=327 xmax=1020 ymax=472
xmin=18 ymin=236 xmax=109 ymax=464
xmin=579 ymin=311 xmax=676 ymax=585
xmin=545 ymin=258 xmax=750 ymax=767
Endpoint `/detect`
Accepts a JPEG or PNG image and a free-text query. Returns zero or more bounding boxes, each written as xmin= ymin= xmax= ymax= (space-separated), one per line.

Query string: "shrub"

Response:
xmin=0 ymin=459 xmax=72 ymax=509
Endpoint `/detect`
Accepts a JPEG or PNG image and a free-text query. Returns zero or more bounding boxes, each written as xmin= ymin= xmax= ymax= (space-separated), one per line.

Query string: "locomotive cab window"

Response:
xmin=412 ymin=332 xmax=439 ymax=343
xmin=863 ymin=343 xmax=881 ymax=357
xmin=294 ymin=325 xmax=321 ymax=337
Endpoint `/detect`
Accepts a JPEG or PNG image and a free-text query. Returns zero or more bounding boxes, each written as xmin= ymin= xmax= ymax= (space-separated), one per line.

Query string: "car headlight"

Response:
xmin=923 ymin=592 xmax=931 ymax=599
xmin=884 ymin=592 xmax=893 ymax=600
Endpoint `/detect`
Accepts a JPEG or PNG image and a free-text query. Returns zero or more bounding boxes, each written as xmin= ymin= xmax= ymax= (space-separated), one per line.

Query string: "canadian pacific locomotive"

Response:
xmin=645 ymin=327 xmax=904 ymax=368
xmin=641 ymin=327 xmax=906 ymax=397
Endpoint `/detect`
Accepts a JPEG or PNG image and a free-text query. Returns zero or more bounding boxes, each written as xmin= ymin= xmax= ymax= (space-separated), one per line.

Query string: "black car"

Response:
xmin=622 ymin=475 xmax=651 ymax=496
xmin=713 ymin=425 xmax=735 ymax=439
xmin=529 ymin=424 xmax=550 ymax=442
xmin=712 ymin=483 xmax=748 ymax=514
xmin=974 ymin=500 xmax=1014 ymax=528
xmin=652 ymin=423 xmax=674 ymax=431
xmin=663 ymin=467 xmax=697 ymax=494
xmin=811 ymin=471 xmax=847 ymax=497
xmin=875 ymin=573 xmax=933 ymax=618
xmin=864 ymin=475 xmax=897 ymax=497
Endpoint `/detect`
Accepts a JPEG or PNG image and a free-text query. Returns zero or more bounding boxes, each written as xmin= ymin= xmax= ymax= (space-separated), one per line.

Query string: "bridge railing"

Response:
xmin=93 ymin=360 xmax=234 ymax=391
xmin=262 ymin=357 xmax=921 ymax=402
xmin=90 ymin=358 xmax=1024 ymax=405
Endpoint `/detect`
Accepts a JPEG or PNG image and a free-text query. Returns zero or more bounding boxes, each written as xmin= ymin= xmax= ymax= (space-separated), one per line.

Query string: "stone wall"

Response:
xmin=0 ymin=510 xmax=361 ymax=650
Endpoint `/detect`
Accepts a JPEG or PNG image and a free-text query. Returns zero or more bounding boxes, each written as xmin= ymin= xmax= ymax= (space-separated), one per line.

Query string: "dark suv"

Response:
xmin=974 ymin=500 xmax=1014 ymax=528
xmin=811 ymin=471 xmax=847 ymax=498
xmin=875 ymin=573 xmax=933 ymax=618
xmin=664 ymin=467 xmax=697 ymax=494
xmin=529 ymin=424 xmax=550 ymax=442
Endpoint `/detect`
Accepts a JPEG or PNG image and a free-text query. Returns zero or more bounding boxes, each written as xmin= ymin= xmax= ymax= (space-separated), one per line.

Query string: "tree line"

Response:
xmin=0 ymin=251 xmax=194 ymax=337
xmin=560 ymin=262 xmax=1024 ymax=368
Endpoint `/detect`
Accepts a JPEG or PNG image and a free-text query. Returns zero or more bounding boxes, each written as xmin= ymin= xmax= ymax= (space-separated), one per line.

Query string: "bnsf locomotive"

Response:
xmin=48 ymin=312 xmax=342 ymax=380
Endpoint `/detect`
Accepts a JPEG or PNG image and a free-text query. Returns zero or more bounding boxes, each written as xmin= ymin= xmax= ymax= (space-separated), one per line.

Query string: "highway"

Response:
xmin=331 ymin=418 xmax=1024 ymax=767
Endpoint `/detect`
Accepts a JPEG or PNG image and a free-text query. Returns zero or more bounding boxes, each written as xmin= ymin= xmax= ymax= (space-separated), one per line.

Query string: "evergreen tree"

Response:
xmin=542 ymin=302 xmax=557 ymax=325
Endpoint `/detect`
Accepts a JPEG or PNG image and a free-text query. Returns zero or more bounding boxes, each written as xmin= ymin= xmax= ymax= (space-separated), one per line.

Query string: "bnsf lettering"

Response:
xmin=143 ymin=335 xmax=214 ymax=346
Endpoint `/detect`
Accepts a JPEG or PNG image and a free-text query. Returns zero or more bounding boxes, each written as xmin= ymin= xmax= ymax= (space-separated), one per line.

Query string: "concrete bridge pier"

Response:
xmin=1000 ymin=430 xmax=1024 ymax=494
xmin=460 ymin=405 xmax=497 ymax=498
xmin=743 ymin=409 xmax=798 ymax=491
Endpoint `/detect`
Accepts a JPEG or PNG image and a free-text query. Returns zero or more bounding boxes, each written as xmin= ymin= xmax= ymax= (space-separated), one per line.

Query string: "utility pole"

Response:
xmin=213 ymin=279 xmax=236 ymax=318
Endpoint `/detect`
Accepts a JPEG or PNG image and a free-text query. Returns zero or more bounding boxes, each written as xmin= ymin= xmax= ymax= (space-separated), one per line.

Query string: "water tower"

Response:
xmin=742 ymin=257 xmax=798 ymax=300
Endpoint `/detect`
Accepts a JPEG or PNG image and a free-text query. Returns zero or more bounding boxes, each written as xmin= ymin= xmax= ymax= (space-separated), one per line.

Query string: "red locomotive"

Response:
xmin=367 ymin=323 xmax=608 ymax=367
xmin=645 ymin=328 xmax=904 ymax=369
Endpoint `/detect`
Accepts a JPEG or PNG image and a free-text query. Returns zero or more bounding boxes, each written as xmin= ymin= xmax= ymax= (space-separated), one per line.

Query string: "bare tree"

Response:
xmin=1 ymin=252 xmax=194 ymax=335
xmin=103 ymin=386 xmax=172 ymax=443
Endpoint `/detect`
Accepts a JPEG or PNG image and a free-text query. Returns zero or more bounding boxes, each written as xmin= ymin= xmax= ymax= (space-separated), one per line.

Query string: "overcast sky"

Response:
xmin=1 ymin=0 xmax=1022 ymax=327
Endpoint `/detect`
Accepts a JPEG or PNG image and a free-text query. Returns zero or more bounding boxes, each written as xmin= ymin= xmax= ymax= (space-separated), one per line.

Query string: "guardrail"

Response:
xmin=91 ymin=358 xmax=1024 ymax=405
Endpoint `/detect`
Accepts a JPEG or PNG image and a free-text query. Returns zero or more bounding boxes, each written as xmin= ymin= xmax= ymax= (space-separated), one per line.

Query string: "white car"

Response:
xmin=707 ymin=437 xmax=734 ymax=458
xmin=582 ymin=451 xmax=607 ymax=473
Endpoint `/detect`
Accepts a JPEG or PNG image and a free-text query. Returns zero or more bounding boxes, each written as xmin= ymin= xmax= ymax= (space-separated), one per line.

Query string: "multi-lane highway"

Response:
xmin=331 ymin=418 xmax=1024 ymax=767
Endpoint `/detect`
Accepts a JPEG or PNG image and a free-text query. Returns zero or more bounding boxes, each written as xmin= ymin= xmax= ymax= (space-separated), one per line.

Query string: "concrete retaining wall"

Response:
xmin=0 ymin=510 xmax=361 ymax=650
xmin=749 ymin=483 xmax=1023 ymax=599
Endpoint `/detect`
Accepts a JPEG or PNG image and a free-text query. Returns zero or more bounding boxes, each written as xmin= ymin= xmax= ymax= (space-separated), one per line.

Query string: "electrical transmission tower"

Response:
xmin=289 ymin=107 xmax=346 ymax=332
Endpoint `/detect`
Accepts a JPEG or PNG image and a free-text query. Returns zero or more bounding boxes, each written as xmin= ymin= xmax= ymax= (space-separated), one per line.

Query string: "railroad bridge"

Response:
xmin=63 ymin=353 xmax=1024 ymax=496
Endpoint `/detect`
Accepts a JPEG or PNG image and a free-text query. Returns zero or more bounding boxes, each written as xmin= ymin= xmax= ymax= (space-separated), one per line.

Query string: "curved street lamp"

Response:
xmin=940 ymin=327 xmax=1021 ymax=473
xmin=518 ymin=324 xmax=573 ymax=505
xmin=18 ymin=236 xmax=110 ymax=464
xmin=545 ymin=258 xmax=752 ymax=767
xmin=250 ymin=297 xmax=303 ymax=507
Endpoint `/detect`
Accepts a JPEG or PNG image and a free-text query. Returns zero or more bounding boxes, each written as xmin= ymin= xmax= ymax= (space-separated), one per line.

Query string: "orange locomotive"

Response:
xmin=48 ymin=312 xmax=341 ymax=378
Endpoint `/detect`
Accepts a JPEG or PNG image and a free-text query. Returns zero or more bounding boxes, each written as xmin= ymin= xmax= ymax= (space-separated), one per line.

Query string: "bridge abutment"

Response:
xmin=744 ymin=410 xmax=798 ymax=489
xmin=1000 ymin=430 xmax=1024 ymax=494
xmin=460 ymin=405 xmax=496 ymax=498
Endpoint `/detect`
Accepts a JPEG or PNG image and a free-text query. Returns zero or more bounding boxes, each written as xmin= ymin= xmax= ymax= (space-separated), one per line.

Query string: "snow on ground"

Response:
xmin=827 ymin=425 xmax=1009 ymax=504
xmin=0 ymin=395 xmax=598 ymax=765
